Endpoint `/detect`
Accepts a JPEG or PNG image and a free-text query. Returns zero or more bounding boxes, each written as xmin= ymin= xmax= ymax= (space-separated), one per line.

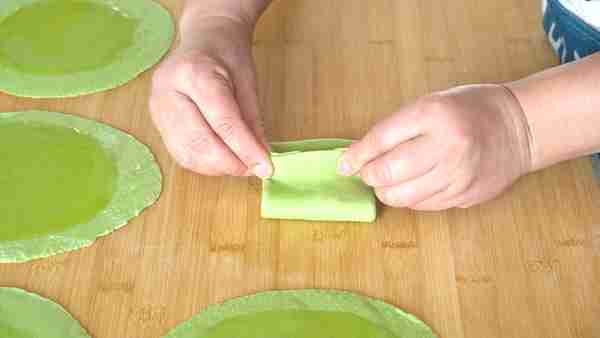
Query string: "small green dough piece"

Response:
xmin=0 ymin=0 xmax=174 ymax=98
xmin=162 ymin=290 xmax=437 ymax=338
xmin=0 ymin=287 xmax=90 ymax=338
xmin=0 ymin=111 xmax=162 ymax=263
xmin=261 ymin=139 xmax=376 ymax=222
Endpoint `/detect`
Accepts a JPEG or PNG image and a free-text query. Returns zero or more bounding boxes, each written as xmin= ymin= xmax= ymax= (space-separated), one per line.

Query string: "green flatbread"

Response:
xmin=0 ymin=287 xmax=90 ymax=338
xmin=0 ymin=0 xmax=174 ymax=98
xmin=162 ymin=290 xmax=437 ymax=338
xmin=0 ymin=111 xmax=162 ymax=263
xmin=261 ymin=139 xmax=377 ymax=223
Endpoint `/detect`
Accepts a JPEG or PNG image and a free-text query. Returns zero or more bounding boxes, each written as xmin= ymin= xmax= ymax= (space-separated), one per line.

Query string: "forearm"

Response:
xmin=507 ymin=52 xmax=600 ymax=172
xmin=180 ymin=0 xmax=272 ymax=39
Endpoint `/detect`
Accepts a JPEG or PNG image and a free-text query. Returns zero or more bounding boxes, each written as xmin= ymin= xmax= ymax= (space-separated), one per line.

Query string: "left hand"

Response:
xmin=339 ymin=84 xmax=533 ymax=210
xmin=149 ymin=17 xmax=271 ymax=177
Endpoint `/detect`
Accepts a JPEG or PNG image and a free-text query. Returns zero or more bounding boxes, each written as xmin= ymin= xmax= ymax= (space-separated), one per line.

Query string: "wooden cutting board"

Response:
xmin=1 ymin=1 xmax=598 ymax=337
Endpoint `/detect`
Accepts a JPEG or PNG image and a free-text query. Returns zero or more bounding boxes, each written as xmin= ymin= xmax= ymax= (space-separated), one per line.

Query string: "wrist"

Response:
xmin=178 ymin=15 xmax=254 ymax=55
xmin=504 ymin=55 xmax=600 ymax=172
xmin=179 ymin=11 xmax=255 ymax=50
xmin=499 ymin=84 xmax=535 ymax=176
xmin=179 ymin=2 xmax=258 ymax=32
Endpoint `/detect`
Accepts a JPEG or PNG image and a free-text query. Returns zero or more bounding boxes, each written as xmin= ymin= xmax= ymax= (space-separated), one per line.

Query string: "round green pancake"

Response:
xmin=0 ymin=111 xmax=162 ymax=263
xmin=163 ymin=290 xmax=437 ymax=338
xmin=0 ymin=287 xmax=90 ymax=338
xmin=0 ymin=0 xmax=174 ymax=98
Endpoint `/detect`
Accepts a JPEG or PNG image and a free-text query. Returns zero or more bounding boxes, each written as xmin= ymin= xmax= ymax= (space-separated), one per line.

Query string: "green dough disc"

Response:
xmin=0 ymin=111 xmax=162 ymax=263
xmin=163 ymin=290 xmax=437 ymax=338
xmin=0 ymin=287 xmax=91 ymax=338
xmin=261 ymin=139 xmax=377 ymax=223
xmin=0 ymin=0 xmax=174 ymax=98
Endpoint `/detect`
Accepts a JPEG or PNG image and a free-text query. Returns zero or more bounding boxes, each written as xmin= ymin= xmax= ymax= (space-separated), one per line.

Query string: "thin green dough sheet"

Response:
xmin=0 ymin=287 xmax=91 ymax=338
xmin=162 ymin=290 xmax=437 ymax=338
xmin=261 ymin=139 xmax=377 ymax=223
xmin=0 ymin=0 xmax=174 ymax=98
xmin=0 ymin=111 xmax=162 ymax=263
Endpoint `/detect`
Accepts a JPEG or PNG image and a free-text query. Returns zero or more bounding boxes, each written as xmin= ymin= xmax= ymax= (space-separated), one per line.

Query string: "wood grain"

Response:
xmin=1 ymin=1 xmax=599 ymax=337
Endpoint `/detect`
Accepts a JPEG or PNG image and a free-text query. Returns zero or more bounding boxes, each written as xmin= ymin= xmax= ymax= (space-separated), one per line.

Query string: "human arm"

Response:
xmin=508 ymin=52 xmax=600 ymax=171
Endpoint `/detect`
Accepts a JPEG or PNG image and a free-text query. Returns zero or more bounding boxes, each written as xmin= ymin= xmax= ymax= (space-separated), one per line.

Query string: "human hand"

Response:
xmin=339 ymin=84 xmax=533 ymax=210
xmin=149 ymin=17 xmax=272 ymax=177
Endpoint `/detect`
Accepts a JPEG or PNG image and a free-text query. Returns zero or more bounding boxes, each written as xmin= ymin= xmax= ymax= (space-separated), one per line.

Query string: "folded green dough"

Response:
xmin=261 ymin=139 xmax=376 ymax=223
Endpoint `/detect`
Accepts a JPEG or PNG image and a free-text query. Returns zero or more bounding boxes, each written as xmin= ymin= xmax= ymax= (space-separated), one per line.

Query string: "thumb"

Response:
xmin=339 ymin=105 xmax=422 ymax=176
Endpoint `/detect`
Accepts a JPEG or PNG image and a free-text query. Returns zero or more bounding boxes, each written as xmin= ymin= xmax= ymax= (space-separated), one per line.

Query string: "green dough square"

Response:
xmin=261 ymin=139 xmax=377 ymax=223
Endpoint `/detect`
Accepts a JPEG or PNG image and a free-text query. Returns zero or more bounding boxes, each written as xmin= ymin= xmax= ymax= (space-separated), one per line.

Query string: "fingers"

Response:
xmin=178 ymin=60 xmax=272 ymax=178
xmin=415 ymin=175 xmax=512 ymax=210
xmin=410 ymin=179 xmax=475 ymax=211
xmin=374 ymin=167 xmax=451 ymax=208
xmin=370 ymin=141 xmax=481 ymax=210
xmin=150 ymin=91 xmax=248 ymax=176
xmin=359 ymin=136 xmax=438 ymax=188
xmin=339 ymin=104 xmax=423 ymax=176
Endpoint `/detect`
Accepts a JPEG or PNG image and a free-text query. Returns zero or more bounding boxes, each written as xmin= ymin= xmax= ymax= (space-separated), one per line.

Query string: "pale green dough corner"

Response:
xmin=261 ymin=139 xmax=377 ymax=222
xmin=0 ymin=287 xmax=91 ymax=338
xmin=162 ymin=290 xmax=437 ymax=338
xmin=0 ymin=0 xmax=175 ymax=98
xmin=0 ymin=111 xmax=162 ymax=263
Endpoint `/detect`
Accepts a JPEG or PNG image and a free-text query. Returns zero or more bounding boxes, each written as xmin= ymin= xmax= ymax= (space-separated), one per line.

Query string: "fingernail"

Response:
xmin=338 ymin=160 xmax=353 ymax=176
xmin=253 ymin=163 xmax=272 ymax=179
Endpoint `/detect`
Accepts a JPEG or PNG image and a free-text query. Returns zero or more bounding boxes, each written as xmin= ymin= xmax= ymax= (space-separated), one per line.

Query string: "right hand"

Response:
xmin=339 ymin=85 xmax=533 ymax=210
xmin=149 ymin=17 xmax=272 ymax=178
